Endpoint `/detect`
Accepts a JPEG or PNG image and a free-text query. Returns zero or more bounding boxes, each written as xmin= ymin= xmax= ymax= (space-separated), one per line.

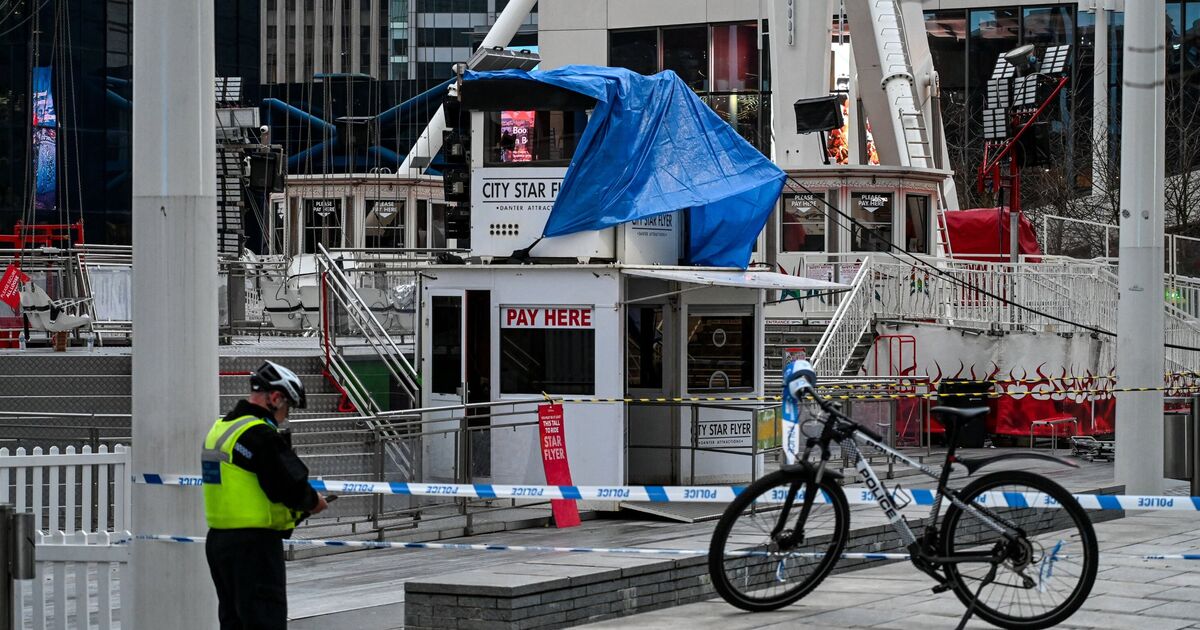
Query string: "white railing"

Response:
xmin=23 ymin=531 xmax=128 ymax=630
xmin=0 ymin=446 xmax=130 ymax=534
xmin=811 ymin=259 xmax=876 ymax=375
xmin=0 ymin=445 xmax=131 ymax=630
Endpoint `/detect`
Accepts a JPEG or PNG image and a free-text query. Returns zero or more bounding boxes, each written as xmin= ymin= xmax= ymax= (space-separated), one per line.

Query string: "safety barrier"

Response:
xmin=134 ymin=474 xmax=1200 ymax=512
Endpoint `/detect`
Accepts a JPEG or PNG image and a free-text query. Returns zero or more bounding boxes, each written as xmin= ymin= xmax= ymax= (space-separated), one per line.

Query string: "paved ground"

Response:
xmin=285 ymin=453 xmax=1185 ymax=628
xmin=581 ymin=509 xmax=1200 ymax=629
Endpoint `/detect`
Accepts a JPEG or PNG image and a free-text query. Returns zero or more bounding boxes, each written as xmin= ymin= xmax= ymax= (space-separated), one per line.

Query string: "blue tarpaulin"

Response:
xmin=464 ymin=65 xmax=785 ymax=268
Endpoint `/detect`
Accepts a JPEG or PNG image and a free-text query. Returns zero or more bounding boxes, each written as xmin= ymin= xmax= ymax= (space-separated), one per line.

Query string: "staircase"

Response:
xmin=764 ymin=319 xmax=828 ymax=389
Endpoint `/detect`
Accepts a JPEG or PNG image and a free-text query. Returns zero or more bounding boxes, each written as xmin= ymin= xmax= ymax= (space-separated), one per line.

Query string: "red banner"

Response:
xmin=538 ymin=403 xmax=580 ymax=528
xmin=0 ymin=263 xmax=29 ymax=312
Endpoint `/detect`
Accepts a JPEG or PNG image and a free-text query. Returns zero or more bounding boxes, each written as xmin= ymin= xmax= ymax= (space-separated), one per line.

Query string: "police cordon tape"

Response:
xmin=134 ymin=474 xmax=1200 ymax=512
xmin=127 ymin=534 xmax=1200 ymax=561
xmin=756 ymin=371 xmax=1200 ymax=390
xmin=555 ymin=385 xmax=1200 ymax=404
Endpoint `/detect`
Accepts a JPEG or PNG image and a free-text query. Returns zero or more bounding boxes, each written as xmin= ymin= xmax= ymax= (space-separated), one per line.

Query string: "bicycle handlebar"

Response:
xmin=785 ymin=372 xmax=885 ymax=443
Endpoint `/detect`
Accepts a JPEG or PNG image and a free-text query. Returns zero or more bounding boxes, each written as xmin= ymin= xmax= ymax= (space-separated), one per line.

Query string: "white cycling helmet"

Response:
xmin=250 ymin=360 xmax=308 ymax=408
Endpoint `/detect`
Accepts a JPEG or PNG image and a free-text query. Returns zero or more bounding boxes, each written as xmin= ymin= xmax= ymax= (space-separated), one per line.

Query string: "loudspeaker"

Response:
xmin=443 ymin=129 xmax=468 ymax=164
xmin=248 ymin=152 xmax=284 ymax=192
xmin=442 ymin=167 xmax=470 ymax=202
xmin=793 ymin=95 xmax=844 ymax=134
xmin=1015 ymin=120 xmax=1052 ymax=168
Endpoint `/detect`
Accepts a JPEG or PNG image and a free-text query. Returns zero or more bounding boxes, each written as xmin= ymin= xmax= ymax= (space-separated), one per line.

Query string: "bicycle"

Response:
xmin=708 ymin=361 xmax=1098 ymax=630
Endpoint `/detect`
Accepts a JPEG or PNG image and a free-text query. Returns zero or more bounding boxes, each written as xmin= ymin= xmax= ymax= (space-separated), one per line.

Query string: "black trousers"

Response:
xmin=206 ymin=528 xmax=288 ymax=630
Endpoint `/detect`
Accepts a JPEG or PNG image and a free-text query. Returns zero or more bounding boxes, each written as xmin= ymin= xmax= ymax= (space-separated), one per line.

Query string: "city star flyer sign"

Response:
xmin=696 ymin=418 xmax=754 ymax=448
xmin=473 ymin=166 xmax=567 ymax=213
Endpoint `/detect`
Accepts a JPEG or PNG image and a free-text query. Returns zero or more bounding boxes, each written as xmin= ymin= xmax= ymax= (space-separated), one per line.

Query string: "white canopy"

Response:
xmin=622 ymin=268 xmax=849 ymax=292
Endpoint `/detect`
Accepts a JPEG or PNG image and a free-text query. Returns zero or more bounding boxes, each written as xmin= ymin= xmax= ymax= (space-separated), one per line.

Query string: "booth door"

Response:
xmin=423 ymin=291 xmax=467 ymax=481
xmin=626 ymin=304 xmax=678 ymax=484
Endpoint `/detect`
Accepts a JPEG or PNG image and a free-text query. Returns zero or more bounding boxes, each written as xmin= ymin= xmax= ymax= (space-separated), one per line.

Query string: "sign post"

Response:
xmin=537 ymin=403 xmax=581 ymax=527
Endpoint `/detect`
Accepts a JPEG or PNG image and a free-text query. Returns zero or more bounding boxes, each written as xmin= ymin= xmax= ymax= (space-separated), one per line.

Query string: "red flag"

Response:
xmin=0 ymin=263 xmax=29 ymax=312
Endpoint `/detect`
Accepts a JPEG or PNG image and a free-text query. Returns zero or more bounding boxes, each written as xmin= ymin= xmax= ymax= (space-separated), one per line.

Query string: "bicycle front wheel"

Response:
xmin=941 ymin=470 xmax=1098 ymax=630
xmin=708 ymin=468 xmax=849 ymax=612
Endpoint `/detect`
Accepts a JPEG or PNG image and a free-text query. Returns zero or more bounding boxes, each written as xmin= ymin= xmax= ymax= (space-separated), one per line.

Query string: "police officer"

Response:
xmin=202 ymin=361 xmax=328 ymax=630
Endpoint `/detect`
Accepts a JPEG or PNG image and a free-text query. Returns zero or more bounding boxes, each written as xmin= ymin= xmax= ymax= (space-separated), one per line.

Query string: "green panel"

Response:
xmin=346 ymin=359 xmax=391 ymax=411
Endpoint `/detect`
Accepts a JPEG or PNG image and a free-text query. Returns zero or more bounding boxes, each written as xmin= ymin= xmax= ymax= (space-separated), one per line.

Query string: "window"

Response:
xmin=500 ymin=320 xmax=596 ymax=395
xmin=365 ymin=199 xmax=404 ymax=248
xmin=712 ymin=23 xmax=759 ymax=91
xmin=850 ymin=192 xmax=892 ymax=252
xmin=662 ymin=26 xmax=709 ymax=91
xmin=430 ymin=296 xmax=462 ymax=394
xmin=780 ymin=192 xmax=826 ymax=252
xmin=687 ymin=313 xmax=754 ymax=391
xmin=905 ymin=195 xmax=930 ymax=254
xmin=303 ymin=198 xmax=342 ymax=252
xmin=271 ymin=201 xmax=287 ymax=255
xmin=704 ymin=93 xmax=768 ymax=154
xmin=1022 ymin=6 xmax=1074 ymax=46
xmin=627 ymin=307 xmax=664 ymax=389
xmin=418 ymin=199 xmax=447 ymax=248
xmin=923 ymin=10 xmax=967 ymax=92
xmin=609 ymin=29 xmax=658 ymax=76
xmin=484 ymin=110 xmax=585 ymax=166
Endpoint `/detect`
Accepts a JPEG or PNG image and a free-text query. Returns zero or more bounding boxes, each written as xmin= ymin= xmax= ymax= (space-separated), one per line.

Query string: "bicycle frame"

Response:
xmin=798 ymin=410 xmax=1020 ymax=567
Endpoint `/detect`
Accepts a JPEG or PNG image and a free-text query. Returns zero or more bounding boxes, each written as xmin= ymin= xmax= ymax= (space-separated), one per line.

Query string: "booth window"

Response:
xmin=500 ymin=329 xmax=595 ymax=395
xmin=271 ymin=201 xmax=287 ymax=255
xmin=303 ymin=199 xmax=342 ymax=253
xmin=850 ymin=192 xmax=893 ymax=252
xmin=417 ymin=199 xmax=447 ymax=248
xmin=430 ymin=296 xmax=462 ymax=395
xmin=365 ymin=200 xmax=405 ymax=249
xmin=687 ymin=313 xmax=754 ymax=391
xmin=484 ymin=110 xmax=585 ymax=166
xmin=627 ymin=307 xmax=664 ymax=389
xmin=905 ymin=195 xmax=931 ymax=254
xmin=780 ymin=191 xmax=827 ymax=252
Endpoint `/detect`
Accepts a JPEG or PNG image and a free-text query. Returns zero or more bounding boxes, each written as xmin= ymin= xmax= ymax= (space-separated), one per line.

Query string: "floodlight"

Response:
xmin=982 ymin=108 xmax=1008 ymax=141
xmin=1040 ymin=45 xmax=1071 ymax=75
xmin=1002 ymin=44 xmax=1038 ymax=73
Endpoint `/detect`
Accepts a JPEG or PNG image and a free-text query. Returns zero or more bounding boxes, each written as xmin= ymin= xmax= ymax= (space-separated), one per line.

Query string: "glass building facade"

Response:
xmin=398 ymin=0 xmax=537 ymax=82
xmin=924 ymin=2 xmax=1200 ymax=206
xmin=607 ymin=21 xmax=771 ymax=154
xmin=0 ymin=0 xmax=259 ymax=244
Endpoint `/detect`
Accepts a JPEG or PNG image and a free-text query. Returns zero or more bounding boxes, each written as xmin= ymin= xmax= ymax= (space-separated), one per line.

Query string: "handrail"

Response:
xmin=316 ymin=244 xmax=420 ymax=399
xmin=811 ymin=258 xmax=876 ymax=375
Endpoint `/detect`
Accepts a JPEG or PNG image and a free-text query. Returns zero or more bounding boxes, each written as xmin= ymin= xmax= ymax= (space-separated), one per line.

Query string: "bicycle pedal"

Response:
xmin=931 ymin=582 xmax=953 ymax=594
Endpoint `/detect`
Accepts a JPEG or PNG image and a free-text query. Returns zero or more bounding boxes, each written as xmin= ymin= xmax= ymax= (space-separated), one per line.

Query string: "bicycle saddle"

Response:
xmin=930 ymin=406 xmax=988 ymax=427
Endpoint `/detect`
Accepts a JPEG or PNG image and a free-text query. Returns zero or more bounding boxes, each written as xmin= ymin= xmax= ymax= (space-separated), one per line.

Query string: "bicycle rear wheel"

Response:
xmin=941 ymin=470 xmax=1098 ymax=630
xmin=708 ymin=469 xmax=849 ymax=612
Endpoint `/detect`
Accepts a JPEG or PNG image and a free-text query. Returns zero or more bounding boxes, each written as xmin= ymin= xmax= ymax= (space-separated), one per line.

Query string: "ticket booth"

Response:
xmin=418 ymin=265 xmax=844 ymax=492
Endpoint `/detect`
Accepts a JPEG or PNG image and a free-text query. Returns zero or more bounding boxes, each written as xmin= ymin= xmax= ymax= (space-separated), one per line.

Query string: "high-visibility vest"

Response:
xmin=201 ymin=415 xmax=299 ymax=530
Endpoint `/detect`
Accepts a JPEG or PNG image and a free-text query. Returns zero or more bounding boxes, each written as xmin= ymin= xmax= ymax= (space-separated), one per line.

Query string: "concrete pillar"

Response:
xmin=1115 ymin=0 xmax=1166 ymax=495
xmin=130 ymin=0 xmax=220 ymax=626
xmin=767 ymin=0 xmax=835 ymax=170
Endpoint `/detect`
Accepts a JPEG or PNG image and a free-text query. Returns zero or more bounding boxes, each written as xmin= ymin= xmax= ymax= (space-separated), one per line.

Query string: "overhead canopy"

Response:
xmin=623 ymin=268 xmax=849 ymax=292
xmin=462 ymin=66 xmax=786 ymax=269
